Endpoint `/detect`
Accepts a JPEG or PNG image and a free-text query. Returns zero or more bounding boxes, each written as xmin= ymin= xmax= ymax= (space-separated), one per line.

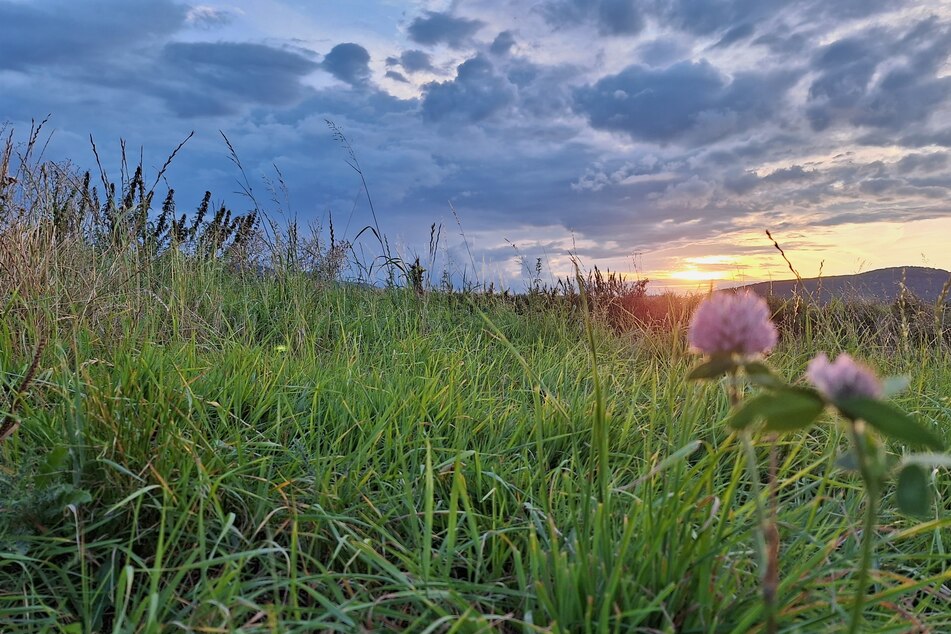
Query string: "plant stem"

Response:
xmin=847 ymin=422 xmax=879 ymax=634
xmin=741 ymin=431 xmax=776 ymax=634
xmin=729 ymin=369 xmax=777 ymax=633
xmin=764 ymin=440 xmax=780 ymax=634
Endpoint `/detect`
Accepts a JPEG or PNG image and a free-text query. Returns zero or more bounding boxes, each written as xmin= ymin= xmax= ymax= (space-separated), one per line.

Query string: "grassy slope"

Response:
xmin=2 ymin=254 xmax=950 ymax=633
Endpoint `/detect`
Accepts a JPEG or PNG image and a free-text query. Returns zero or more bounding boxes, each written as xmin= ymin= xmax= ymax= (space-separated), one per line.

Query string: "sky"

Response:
xmin=2 ymin=0 xmax=951 ymax=290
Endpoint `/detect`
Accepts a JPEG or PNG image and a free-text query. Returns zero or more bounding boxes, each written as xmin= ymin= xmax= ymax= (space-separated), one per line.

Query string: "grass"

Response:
xmin=1 ymin=127 xmax=950 ymax=631
xmin=2 ymin=247 xmax=950 ymax=633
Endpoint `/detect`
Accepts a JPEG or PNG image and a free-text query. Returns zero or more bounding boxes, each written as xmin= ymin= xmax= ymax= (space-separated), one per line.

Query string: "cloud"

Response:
xmin=407 ymin=11 xmax=485 ymax=49
xmin=713 ymin=23 xmax=755 ymax=48
xmin=806 ymin=36 xmax=881 ymax=130
xmin=421 ymin=55 xmax=515 ymax=122
xmin=651 ymin=175 xmax=717 ymax=209
xmin=507 ymin=60 xmax=582 ymax=118
xmin=636 ymin=38 xmax=690 ymax=66
xmin=571 ymin=156 xmax=678 ymax=192
xmin=321 ymin=42 xmax=371 ymax=86
xmin=186 ymin=5 xmax=235 ymax=29
xmin=159 ymin=42 xmax=319 ymax=116
xmin=598 ymin=0 xmax=645 ymax=35
xmin=0 ymin=0 xmax=322 ymax=118
xmin=490 ymin=31 xmax=517 ymax=56
xmin=896 ymin=152 xmax=949 ymax=174
xmin=539 ymin=0 xmax=644 ymax=36
xmin=657 ymin=0 xmax=773 ymax=36
xmin=0 ymin=0 xmax=186 ymax=70
xmin=573 ymin=60 xmax=796 ymax=144
xmin=761 ymin=165 xmax=817 ymax=183
xmin=806 ymin=18 xmax=951 ymax=132
xmin=388 ymin=49 xmax=434 ymax=73
xmin=537 ymin=0 xmax=590 ymax=28
xmin=655 ymin=0 xmax=896 ymax=38
xmin=385 ymin=70 xmax=409 ymax=83
xmin=2 ymin=0 xmax=950 ymax=283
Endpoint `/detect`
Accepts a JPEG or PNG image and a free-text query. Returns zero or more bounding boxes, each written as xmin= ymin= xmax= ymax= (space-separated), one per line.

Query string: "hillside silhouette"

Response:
xmin=739 ymin=266 xmax=951 ymax=303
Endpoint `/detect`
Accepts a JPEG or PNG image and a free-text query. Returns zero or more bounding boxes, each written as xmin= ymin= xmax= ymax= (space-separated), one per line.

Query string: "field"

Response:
xmin=2 ymin=136 xmax=951 ymax=632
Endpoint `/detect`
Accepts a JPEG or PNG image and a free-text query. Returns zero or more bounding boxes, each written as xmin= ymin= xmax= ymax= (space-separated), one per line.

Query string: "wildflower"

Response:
xmin=806 ymin=353 xmax=883 ymax=402
xmin=688 ymin=291 xmax=778 ymax=357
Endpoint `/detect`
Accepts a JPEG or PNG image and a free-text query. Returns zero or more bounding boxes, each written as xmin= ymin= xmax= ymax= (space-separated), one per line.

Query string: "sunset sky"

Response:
xmin=2 ymin=0 xmax=950 ymax=290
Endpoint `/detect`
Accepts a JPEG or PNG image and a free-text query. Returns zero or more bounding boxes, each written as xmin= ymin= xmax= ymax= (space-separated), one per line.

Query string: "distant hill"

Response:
xmin=738 ymin=266 xmax=951 ymax=303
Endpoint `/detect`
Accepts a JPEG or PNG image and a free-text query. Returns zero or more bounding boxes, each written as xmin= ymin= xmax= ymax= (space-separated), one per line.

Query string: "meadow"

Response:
xmin=2 ymin=130 xmax=951 ymax=632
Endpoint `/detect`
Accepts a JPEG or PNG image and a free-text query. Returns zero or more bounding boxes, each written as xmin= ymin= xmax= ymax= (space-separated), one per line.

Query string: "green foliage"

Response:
xmin=728 ymin=388 xmax=825 ymax=432
xmin=896 ymin=463 xmax=932 ymax=517
xmin=838 ymin=396 xmax=945 ymax=450
xmin=687 ymin=354 xmax=737 ymax=380
xmin=0 ymin=445 xmax=91 ymax=541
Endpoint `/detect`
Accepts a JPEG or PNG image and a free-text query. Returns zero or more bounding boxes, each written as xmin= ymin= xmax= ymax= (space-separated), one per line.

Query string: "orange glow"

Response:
xmin=640 ymin=216 xmax=951 ymax=294
xmin=669 ymin=268 xmax=728 ymax=281
xmin=683 ymin=255 xmax=739 ymax=266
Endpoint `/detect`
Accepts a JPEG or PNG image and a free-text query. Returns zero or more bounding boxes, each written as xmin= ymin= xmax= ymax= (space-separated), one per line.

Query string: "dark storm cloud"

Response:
xmin=421 ymin=55 xmax=515 ymax=122
xmin=321 ymin=43 xmax=371 ymax=86
xmin=0 ymin=0 xmax=186 ymax=69
xmin=407 ymin=11 xmax=485 ymax=49
xmin=539 ymin=0 xmax=644 ymax=36
xmin=573 ymin=60 xmax=797 ymax=144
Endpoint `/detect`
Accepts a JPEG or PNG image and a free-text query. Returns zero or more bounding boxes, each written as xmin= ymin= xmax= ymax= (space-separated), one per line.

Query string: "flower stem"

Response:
xmin=847 ymin=423 xmax=878 ymax=634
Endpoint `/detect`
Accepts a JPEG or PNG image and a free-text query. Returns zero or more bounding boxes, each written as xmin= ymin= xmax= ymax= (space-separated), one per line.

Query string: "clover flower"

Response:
xmin=806 ymin=353 xmax=883 ymax=402
xmin=688 ymin=291 xmax=778 ymax=357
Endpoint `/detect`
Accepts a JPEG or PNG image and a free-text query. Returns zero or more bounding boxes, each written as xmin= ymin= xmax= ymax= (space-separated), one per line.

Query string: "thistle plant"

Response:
xmin=688 ymin=292 xmax=947 ymax=633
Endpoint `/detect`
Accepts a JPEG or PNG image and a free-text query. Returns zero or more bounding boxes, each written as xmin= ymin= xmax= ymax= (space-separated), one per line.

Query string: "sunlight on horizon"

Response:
xmin=669 ymin=268 xmax=729 ymax=281
xmin=643 ymin=216 xmax=951 ymax=294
